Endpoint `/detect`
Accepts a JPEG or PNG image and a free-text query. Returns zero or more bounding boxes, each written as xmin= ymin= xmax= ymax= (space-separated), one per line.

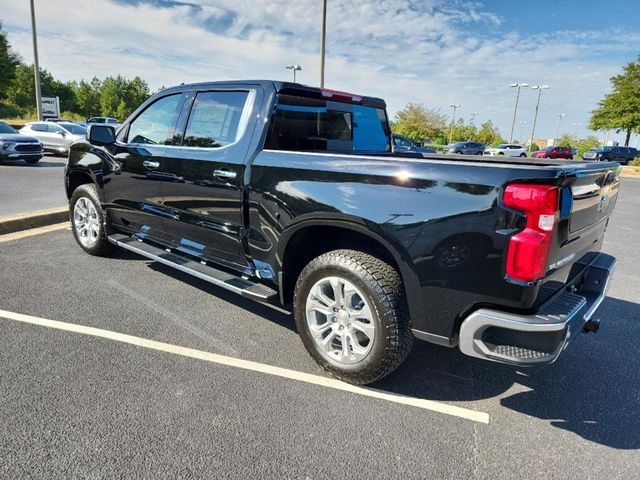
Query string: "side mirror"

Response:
xmin=87 ymin=124 xmax=116 ymax=146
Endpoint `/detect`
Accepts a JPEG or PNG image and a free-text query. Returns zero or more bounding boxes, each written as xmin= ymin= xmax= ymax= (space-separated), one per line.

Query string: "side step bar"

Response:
xmin=108 ymin=233 xmax=278 ymax=302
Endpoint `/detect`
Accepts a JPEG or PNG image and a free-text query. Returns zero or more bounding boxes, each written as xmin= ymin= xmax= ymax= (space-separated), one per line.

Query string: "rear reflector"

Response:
xmin=503 ymin=184 xmax=559 ymax=282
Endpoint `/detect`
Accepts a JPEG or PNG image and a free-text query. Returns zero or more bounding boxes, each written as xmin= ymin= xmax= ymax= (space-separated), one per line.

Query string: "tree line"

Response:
xmin=0 ymin=22 xmax=151 ymax=121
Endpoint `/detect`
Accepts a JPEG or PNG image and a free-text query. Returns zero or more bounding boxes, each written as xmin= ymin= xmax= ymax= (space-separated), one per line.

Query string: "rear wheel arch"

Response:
xmin=278 ymin=221 xmax=411 ymax=306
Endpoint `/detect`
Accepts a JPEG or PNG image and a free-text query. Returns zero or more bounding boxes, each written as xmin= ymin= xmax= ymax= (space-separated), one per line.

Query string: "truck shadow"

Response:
xmin=123 ymin=253 xmax=640 ymax=450
xmin=377 ymin=296 xmax=640 ymax=450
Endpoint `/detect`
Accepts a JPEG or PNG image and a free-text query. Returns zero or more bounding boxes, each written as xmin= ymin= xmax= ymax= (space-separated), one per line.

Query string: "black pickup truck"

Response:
xmin=65 ymin=80 xmax=619 ymax=385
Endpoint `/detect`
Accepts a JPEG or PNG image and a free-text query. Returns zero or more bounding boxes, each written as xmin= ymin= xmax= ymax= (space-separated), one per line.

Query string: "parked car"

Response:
xmin=531 ymin=146 xmax=573 ymax=159
xmin=445 ymin=141 xmax=485 ymax=155
xmin=87 ymin=116 xmax=120 ymax=127
xmin=484 ymin=144 xmax=527 ymax=157
xmin=392 ymin=133 xmax=436 ymax=154
xmin=583 ymin=146 xmax=638 ymax=165
xmin=66 ymin=80 xmax=618 ymax=385
xmin=20 ymin=121 xmax=87 ymax=156
xmin=0 ymin=121 xmax=44 ymax=164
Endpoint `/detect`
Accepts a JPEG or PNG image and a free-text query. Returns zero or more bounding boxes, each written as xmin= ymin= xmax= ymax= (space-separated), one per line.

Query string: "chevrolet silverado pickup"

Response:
xmin=65 ymin=81 xmax=619 ymax=385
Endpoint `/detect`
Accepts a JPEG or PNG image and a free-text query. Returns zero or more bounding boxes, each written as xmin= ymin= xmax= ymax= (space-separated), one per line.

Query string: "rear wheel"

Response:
xmin=293 ymin=249 xmax=413 ymax=385
xmin=519 ymin=153 xmax=527 ymax=157
xmin=69 ymin=183 xmax=116 ymax=256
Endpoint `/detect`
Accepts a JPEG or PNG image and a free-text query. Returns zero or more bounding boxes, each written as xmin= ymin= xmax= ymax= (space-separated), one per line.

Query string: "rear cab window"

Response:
xmin=265 ymin=94 xmax=390 ymax=153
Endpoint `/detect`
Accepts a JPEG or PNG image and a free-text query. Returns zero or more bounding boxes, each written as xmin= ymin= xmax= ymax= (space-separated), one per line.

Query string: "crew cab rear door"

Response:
xmin=160 ymin=85 xmax=263 ymax=271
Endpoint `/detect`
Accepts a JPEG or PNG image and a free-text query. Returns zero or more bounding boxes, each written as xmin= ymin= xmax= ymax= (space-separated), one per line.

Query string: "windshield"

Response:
xmin=60 ymin=123 xmax=87 ymax=135
xmin=0 ymin=122 xmax=17 ymax=134
xmin=594 ymin=147 xmax=613 ymax=152
xmin=495 ymin=144 xmax=508 ymax=149
xmin=542 ymin=146 xmax=555 ymax=151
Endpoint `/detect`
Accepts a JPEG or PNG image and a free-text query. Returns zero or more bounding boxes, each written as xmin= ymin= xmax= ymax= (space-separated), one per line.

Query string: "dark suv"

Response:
xmin=445 ymin=141 xmax=485 ymax=155
xmin=583 ymin=146 xmax=638 ymax=165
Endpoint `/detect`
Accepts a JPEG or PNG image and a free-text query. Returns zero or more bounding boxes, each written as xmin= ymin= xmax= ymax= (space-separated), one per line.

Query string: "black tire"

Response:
xmin=69 ymin=183 xmax=116 ymax=256
xmin=519 ymin=153 xmax=527 ymax=157
xmin=293 ymin=249 xmax=413 ymax=385
xmin=455 ymin=150 xmax=462 ymax=154
xmin=25 ymin=157 xmax=40 ymax=165
xmin=476 ymin=151 xmax=483 ymax=155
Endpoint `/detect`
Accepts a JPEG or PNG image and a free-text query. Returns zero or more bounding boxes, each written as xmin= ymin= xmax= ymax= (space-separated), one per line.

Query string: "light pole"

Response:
xmin=468 ymin=112 xmax=478 ymax=140
xmin=285 ymin=64 xmax=302 ymax=82
xmin=528 ymin=85 xmax=550 ymax=153
xmin=448 ymin=104 xmax=460 ymax=145
xmin=518 ymin=120 xmax=526 ymax=144
xmin=555 ymin=113 xmax=566 ymax=144
xmin=30 ymin=0 xmax=43 ymax=120
xmin=509 ymin=83 xmax=528 ymax=143
xmin=319 ymin=0 xmax=327 ymax=87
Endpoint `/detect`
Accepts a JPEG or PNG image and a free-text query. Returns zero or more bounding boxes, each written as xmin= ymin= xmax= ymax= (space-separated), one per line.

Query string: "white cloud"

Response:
xmin=1 ymin=0 xmax=638 ymax=144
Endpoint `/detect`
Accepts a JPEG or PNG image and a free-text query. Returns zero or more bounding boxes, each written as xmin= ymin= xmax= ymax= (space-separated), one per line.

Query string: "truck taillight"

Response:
xmin=503 ymin=184 xmax=559 ymax=282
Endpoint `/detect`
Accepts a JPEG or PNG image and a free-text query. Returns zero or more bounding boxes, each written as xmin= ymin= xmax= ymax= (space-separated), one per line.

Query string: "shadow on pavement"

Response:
xmin=377 ymin=296 xmax=640 ymax=450
xmin=0 ymin=159 xmax=66 ymax=168
xmin=133 ymin=255 xmax=640 ymax=450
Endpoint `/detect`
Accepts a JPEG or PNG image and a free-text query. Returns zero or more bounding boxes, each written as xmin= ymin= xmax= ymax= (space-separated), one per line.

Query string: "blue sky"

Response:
xmin=1 ymin=0 xmax=638 ymax=145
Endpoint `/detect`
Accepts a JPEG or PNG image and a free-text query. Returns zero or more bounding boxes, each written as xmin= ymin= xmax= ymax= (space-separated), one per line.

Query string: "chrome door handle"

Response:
xmin=143 ymin=160 xmax=160 ymax=169
xmin=213 ymin=169 xmax=237 ymax=179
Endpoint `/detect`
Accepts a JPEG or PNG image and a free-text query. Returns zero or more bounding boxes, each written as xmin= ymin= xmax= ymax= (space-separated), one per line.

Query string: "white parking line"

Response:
xmin=0 ymin=222 xmax=70 ymax=243
xmin=0 ymin=309 xmax=489 ymax=424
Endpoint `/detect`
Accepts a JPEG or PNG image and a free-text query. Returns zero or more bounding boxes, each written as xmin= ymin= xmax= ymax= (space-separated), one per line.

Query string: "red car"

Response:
xmin=531 ymin=146 xmax=573 ymax=159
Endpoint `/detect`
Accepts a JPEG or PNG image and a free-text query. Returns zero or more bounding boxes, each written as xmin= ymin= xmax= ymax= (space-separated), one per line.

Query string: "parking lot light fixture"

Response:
xmin=285 ymin=64 xmax=302 ymax=83
xmin=448 ymin=104 xmax=461 ymax=145
xmin=555 ymin=113 xmax=566 ymax=144
xmin=528 ymin=85 xmax=551 ymax=153
xmin=509 ymin=83 xmax=529 ymax=143
xmin=468 ymin=112 xmax=478 ymax=140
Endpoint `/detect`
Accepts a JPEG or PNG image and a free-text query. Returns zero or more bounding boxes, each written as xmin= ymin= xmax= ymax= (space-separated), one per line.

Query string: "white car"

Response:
xmin=484 ymin=144 xmax=527 ymax=157
xmin=19 ymin=121 xmax=87 ymax=156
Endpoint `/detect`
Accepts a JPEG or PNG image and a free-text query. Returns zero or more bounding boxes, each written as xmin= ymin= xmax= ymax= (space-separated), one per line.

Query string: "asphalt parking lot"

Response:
xmin=0 ymin=179 xmax=638 ymax=479
xmin=0 ymin=157 xmax=67 ymax=216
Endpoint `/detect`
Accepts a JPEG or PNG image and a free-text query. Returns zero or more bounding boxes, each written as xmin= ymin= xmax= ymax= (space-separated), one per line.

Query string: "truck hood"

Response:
xmin=0 ymin=133 xmax=41 ymax=143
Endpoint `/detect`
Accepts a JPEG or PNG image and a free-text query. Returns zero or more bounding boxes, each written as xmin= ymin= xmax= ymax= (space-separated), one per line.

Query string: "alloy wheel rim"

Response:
xmin=305 ymin=276 xmax=375 ymax=365
xmin=73 ymin=197 xmax=100 ymax=248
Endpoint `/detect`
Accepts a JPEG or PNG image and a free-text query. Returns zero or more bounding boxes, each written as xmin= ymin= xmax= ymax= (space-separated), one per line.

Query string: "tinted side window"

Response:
xmin=47 ymin=124 xmax=63 ymax=133
xmin=183 ymin=91 xmax=249 ymax=148
xmin=32 ymin=123 xmax=47 ymax=132
xmin=127 ymin=94 xmax=183 ymax=145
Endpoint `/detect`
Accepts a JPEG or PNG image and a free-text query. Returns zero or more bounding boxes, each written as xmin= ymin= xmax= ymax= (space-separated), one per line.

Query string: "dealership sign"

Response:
xmin=41 ymin=96 xmax=60 ymax=118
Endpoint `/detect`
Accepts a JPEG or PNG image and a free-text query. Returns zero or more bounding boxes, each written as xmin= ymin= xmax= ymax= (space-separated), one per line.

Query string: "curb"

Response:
xmin=0 ymin=206 xmax=69 ymax=235
xmin=620 ymin=166 xmax=640 ymax=179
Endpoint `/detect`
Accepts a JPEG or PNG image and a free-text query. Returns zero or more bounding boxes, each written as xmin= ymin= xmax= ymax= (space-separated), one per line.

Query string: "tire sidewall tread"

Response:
xmin=293 ymin=249 xmax=413 ymax=385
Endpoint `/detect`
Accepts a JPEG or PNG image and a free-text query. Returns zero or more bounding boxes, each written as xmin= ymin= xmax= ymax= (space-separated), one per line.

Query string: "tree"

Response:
xmin=576 ymin=135 xmax=601 ymax=158
xmin=476 ymin=120 xmax=505 ymax=146
xmin=74 ymin=78 xmax=102 ymax=118
xmin=590 ymin=55 xmax=640 ymax=146
xmin=0 ymin=22 xmax=21 ymax=100
xmin=393 ymin=103 xmax=447 ymax=143
xmin=556 ymin=133 xmax=577 ymax=148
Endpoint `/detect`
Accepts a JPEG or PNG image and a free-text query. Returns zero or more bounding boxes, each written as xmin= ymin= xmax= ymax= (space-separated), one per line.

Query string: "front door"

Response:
xmin=160 ymin=87 xmax=261 ymax=271
xmin=103 ymin=92 xmax=187 ymax=242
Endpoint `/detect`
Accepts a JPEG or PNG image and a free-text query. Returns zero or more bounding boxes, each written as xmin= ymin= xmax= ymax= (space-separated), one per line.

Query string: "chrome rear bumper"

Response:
xmin=459 ymin=253 xmax=616 ymax=365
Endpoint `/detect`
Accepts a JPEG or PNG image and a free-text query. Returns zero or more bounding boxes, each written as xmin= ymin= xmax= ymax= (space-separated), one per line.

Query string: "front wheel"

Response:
xmin=293 ymin=249 xmax=413 ymax=385
xmin=70 ymin=183 xmax=116 ymax=256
